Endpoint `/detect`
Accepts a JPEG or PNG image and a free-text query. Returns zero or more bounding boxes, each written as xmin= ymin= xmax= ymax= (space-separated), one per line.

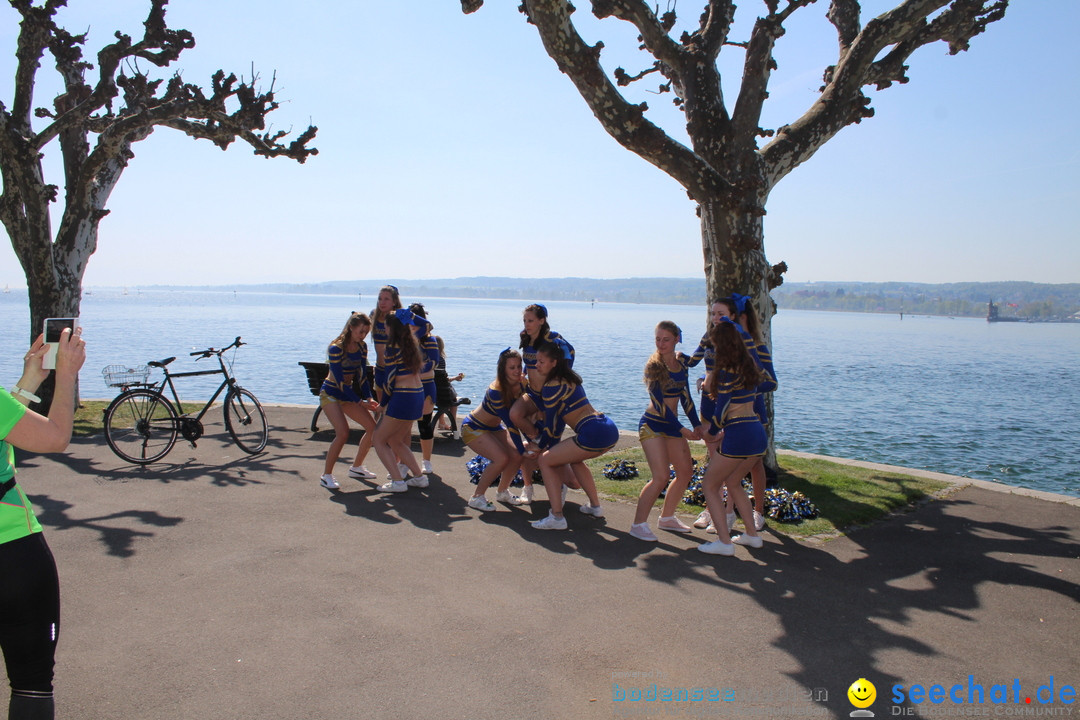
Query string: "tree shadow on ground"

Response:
xmin=28 ymin=493 xmax=183 ymax=558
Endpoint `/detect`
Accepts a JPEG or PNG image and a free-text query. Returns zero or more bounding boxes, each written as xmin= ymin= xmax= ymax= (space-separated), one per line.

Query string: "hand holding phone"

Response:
xmin=43 ymin=318 xmax=77 ymax=370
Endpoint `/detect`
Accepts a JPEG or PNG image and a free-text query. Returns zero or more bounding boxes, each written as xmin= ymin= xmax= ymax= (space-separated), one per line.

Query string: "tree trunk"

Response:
xmin=699 ymin=196 xmax=779 ymax=474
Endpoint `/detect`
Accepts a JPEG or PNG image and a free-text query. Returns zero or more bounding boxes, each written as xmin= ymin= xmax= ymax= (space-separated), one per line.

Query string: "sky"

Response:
xmin=0 ymin=0 xmax=1077 ymax=288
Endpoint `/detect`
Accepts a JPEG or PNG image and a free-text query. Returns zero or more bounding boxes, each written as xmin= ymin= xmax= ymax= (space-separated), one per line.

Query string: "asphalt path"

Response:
xmin=12 ymin=405 xmax=1079 ymax=719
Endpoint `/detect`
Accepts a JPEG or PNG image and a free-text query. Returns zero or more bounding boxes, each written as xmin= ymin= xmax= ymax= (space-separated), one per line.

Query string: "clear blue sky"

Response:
xmin=1 ymin=0 xmax=1077 ymax=288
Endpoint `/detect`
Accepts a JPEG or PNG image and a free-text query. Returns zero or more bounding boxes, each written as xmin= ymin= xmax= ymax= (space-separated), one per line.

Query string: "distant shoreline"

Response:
xmin=6 ymin=278 xmax=1079 ymax=321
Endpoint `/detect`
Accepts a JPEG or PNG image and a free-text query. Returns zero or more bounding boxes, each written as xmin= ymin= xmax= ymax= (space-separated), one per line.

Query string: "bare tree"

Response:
xmin=0 ymin=0 xmax=317 ymax=405
xmin=463 ymin=0 xmax=1006 ymax=465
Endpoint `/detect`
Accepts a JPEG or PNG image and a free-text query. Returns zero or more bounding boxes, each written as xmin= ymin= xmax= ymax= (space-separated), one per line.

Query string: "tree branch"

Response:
xmin=522 ymin=0 xmax=731 ymax=201
xmin=761 ymin=0 xmax=1008 ymax=188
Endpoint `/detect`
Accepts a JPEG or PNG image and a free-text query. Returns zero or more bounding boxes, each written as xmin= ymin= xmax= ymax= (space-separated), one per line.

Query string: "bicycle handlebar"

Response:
xmin=189 ymin=337 xmax=245 ymax=359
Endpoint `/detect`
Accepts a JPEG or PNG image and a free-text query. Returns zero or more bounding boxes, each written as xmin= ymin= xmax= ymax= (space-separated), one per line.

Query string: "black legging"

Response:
xmin=0 ymin=532 xmax=59 ymax=716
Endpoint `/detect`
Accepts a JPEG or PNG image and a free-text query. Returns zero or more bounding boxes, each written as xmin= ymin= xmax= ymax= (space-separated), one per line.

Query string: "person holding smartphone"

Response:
xmin=1 ymin=324 xmax=86 ymax=720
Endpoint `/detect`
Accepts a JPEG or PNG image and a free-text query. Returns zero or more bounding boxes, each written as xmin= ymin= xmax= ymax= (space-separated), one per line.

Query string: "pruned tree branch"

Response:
xmin=522 ymin=0 xmax=732 ymax=201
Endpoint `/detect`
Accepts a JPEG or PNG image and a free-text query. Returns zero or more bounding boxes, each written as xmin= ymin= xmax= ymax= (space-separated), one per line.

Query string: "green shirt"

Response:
xmin=0 ymin=387 xmax=42 ymax=545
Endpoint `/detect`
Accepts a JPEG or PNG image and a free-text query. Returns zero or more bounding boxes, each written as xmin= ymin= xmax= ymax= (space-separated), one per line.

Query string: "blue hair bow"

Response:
xmin=535 ymin=303 xmax=548 ymax=318
xmin=499 ymin=346 xmax=513 ymax=358
xmin=732 ymin=293 xmax=750 ymax=315
xmin=552 ymin=336 xmax=571 ymax=359
xmin=395 ymin=308 xmax=429 ymax=326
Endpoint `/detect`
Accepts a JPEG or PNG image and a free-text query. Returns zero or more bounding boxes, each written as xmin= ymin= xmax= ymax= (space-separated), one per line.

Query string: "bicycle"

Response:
xmin=102 ymin=337 xmax=268 ymax=464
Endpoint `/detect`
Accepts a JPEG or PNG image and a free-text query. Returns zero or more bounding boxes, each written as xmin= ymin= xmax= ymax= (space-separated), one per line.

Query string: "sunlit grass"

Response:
xmin=585 ymin=446 xmax=950 ymax=539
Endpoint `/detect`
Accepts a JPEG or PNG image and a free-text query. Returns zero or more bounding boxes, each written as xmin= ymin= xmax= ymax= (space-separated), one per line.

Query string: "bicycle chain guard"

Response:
xmin=180 ymin=417 xmax=204 ymax=446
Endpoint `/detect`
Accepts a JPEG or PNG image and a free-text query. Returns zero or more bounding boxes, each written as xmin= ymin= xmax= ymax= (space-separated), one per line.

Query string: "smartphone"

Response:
xmin=43 ymin=317 xmax=77 ymax=370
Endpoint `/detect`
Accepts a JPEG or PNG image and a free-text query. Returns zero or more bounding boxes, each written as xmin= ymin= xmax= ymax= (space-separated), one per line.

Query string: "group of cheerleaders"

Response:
xmin=317 ymin=285 xmax=777 ymax=556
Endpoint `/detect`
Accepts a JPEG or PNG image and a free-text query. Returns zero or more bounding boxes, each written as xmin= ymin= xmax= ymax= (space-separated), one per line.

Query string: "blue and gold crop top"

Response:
xmin=321 ymin=342 xmax=371 ymax=403
xmin=521 ymin=330 xmax=575 ymax=372
xmin=642 ymin=353 xmax=701 ymax=433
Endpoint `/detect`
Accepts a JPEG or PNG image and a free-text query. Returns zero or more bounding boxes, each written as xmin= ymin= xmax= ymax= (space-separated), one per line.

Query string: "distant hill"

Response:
xmin=144 ymin=277 xmax=1080 ymax=319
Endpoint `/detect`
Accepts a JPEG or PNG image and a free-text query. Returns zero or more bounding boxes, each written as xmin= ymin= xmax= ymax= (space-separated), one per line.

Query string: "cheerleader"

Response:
xmin=728 ymin=293 xmax=776 ymax=531
xmin=511 ymin=303 xmax=575 ymax=502
xmin=687 ymin=299 xmax=732 ymax=533
xmin=373 ymin=309 xmax=428 ymax=493
xmin=697 ymin=318 xmax=777 ymax=555
xmin=523 ymin=340 xmax=618 ymax=531
xmin=318 ymin=312 xmax=380 ymax=489
xmin=461 ymin=349 xmax=533 ymax=511
xmin=370 ymin=285 xmax=403 ymax=405
xmin=630 ymin=321 xmax=703 ymax=541
xmin=408 ymin=303 xmax=440 ymax=475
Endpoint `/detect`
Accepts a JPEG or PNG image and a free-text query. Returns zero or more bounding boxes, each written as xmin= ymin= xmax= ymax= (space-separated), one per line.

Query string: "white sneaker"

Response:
xmin=753 ymin=511 xmax=765 ymax=531
xmin=530 ymin=513 xmax=567 ymax=530
xmin=319 ymin=474 xmax=339 ymax=489
xmin=732 ymin=533 xmax=763 ymax=548
xmin=468 ymin=495 xmax=495 ymax=512
xmin=495 ymin=490 xmax=523 ymax=505
xmin=579 ymin=504 xmax=604 ymax=518
xmin=405 ymin=474 xmax=429 ymax=488
xmin=706 ymin=523 xmax=717 ymax=535
xmin=629 ymin=523 xmax=658 ymax=542
xmin=387 ymin=462 xmax=411 ymax=480
xmin=697 ymin=539 xmax=735 ymax=555
xmin=422 ymin=459 xmax=433 ymax=474
xmin=693 ymin=510 xmax=711 ymax=529
xmin=348 ymin=466 xmax=376 ymax=480
xmin=520 ymin=485 xmax=534 ymax=503
xmin=377 ymin=480 xmax=408 ymax=493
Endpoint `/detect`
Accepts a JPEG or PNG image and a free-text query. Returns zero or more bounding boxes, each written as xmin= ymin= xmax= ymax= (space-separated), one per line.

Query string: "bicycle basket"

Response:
xmin=102 ymin=365 xmax=151 ymax=388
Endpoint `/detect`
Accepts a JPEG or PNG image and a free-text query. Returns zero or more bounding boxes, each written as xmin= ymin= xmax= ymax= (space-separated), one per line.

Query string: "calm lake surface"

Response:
xmin=2 ymin=289 xmax=1076 ymax=497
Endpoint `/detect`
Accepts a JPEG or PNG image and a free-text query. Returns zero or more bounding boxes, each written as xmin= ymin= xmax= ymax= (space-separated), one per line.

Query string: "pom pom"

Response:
xmin=602 ymin=459 xmax=638 ymax=480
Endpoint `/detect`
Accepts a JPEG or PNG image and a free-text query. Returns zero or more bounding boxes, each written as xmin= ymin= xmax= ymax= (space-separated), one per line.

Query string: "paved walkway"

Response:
xmin=14 ymin=405 xmax=1079 ymax=719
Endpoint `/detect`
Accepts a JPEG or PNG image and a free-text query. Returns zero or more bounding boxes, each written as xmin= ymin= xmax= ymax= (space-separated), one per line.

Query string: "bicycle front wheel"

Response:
xmin=104 ymin=389 xmax=179 ymax=464
xmin=224 ymin=387 xmax=268 ymax=454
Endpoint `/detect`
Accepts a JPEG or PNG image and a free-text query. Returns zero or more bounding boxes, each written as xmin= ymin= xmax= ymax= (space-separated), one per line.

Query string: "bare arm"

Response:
xmin=6 ymin=328 xmax=87 ymax=453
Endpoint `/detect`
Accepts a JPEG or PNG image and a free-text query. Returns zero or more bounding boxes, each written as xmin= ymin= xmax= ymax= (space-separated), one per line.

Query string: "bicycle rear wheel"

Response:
xmin=104 ymin=389 xmax=178 ymax=464
xmin=224 ymin=387 xmax=268 ymax=454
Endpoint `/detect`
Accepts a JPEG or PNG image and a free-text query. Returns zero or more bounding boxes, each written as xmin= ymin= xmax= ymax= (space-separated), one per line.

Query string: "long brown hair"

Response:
xmin=706 ymin=321 xmax=766 ymax=396
xmin=494 ymin=349 xmax=523 ymax=402
xmin=371 ymin=285 xmax=402 ymax=325
xmin=519 ymin=303 xmax=551 ymax=348
xmin=332 ymin=312 xmax=371 ymax=351
xmin=535 ymin=340 xmax=582 ymax=386
xmin=386 ymin=313 xmax=422 ymax=374
xmin=643 ymin=320 xmax=681 ymax=386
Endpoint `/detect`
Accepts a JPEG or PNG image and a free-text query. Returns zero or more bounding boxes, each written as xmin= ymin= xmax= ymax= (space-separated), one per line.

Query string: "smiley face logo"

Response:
xmin=847 ymin=678 xmax=877 ymax=709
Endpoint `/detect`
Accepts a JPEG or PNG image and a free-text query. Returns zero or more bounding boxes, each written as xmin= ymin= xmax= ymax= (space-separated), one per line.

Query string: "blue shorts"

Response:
xmin=638 ymin=414 xmax=681 ymax=441
xmin=719 ymin=416 xmax=767 ymax=458
xmin=572 ymin=414 xmax=619 ymax=453
xmin=386 ymin=386 xmax=424 ymax=421
xmin=460 ymin=415 xmax=500 ymax=445
xmin=700 ymin=393 xmax=718 ymax=434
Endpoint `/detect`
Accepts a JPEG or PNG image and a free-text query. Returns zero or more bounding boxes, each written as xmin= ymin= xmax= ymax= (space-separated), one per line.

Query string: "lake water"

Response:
xmin=1 ymin=288 xmax=1076 ymax=497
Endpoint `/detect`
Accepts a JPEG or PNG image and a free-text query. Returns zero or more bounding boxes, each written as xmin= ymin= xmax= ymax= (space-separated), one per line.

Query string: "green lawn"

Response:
xmin=585 ymin=446 xmax=951 ymax=539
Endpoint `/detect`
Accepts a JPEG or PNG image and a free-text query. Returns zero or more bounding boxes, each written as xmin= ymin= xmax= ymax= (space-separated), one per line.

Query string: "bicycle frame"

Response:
xmin=152 ymin=354 xmax=237 ymax=422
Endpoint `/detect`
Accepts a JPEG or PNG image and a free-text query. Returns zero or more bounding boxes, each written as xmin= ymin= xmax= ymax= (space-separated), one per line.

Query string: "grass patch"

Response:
xmin=74 ymin=400 xmax=108 ymax=437
xmin=586 ymin=447 xmax=950 ymax=539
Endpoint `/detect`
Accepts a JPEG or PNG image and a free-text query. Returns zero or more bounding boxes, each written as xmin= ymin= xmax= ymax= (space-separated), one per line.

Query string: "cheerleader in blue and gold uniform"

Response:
xmin=408 ymin=303 xmax=442 ymax=475
xmin=686 ymin=300 xmax=728 ymax=532
xmin=318 ymin=312 xmax=380 ymax=490
xmin=370 ymin=285 xmax=403 ymax=405
xmin=726 ymin=293 xmax=776 ymax=531
xmin=630 ymin=321 xmax=705 ymax=541
xmin=373 ymin=309 xmax=428 ymax=493
xmin=461 ymin=349 xmax=533 ymax=511
xmin=523 ymin=340 xmax=618 ymax=531
xmin=697 ymin=317 xmax=777 ymax=556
